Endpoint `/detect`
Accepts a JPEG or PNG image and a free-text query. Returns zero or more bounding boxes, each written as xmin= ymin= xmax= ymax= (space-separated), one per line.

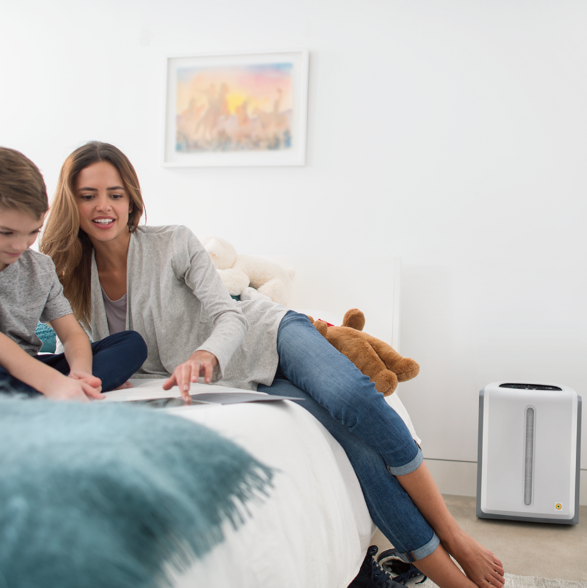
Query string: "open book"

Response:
xmin=128 ymin=391 xmax=303 ymax=408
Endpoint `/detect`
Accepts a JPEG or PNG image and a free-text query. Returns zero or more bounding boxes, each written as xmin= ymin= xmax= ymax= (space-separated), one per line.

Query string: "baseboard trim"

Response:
xmin=424 ymin=459 xmax=587 ymax=506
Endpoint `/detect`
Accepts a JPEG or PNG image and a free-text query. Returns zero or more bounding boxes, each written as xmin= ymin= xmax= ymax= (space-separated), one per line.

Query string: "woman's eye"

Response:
xmin=79 ymin=194 xmax=93 ymax=200
xmin=111 ymin=193 xmax=124 ymax=199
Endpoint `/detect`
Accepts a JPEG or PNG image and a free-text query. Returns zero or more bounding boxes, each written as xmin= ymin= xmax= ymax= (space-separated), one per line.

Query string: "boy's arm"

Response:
xmin=0 ymin=332 xmax=102 ymax=401
xmin=50 ymin=314 xmax=102 ymax=390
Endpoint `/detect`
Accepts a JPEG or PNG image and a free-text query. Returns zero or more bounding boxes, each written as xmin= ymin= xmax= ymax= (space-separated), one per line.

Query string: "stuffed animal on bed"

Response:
xmin=307 ymin=309 xmax=420 ymax=396
xmin=201 ymin=236 xmax=294 ymax=306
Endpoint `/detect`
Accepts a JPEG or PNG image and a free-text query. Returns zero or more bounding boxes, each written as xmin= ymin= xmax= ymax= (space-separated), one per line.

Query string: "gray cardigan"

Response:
xmin=88 ymin=225 xmax=288 ymax=390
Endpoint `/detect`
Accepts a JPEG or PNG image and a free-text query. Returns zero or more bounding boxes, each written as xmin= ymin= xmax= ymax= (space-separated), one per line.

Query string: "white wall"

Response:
xmin=2 ymin=0 xmax=585 ymax=497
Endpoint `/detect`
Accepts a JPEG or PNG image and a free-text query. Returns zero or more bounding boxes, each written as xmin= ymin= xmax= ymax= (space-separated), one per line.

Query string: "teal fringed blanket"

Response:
xmin=0 ymin=397 xmax=273 ymax=588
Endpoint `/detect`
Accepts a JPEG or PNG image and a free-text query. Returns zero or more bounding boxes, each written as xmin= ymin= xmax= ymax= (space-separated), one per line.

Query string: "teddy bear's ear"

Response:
xmin=305 ymin=315 xmax=314 ymax=323
xmin=203 ymin=236 xmax=237 ymax=269
xmin=343 ymin=309 xmax=365 ymax=331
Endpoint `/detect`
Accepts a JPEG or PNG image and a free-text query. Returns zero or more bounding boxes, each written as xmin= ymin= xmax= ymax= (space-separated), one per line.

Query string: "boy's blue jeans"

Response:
xmin=259 ymin=311 xmax=439 ymax=562
xmin=0 ymin=331 xmax=147 ymax=396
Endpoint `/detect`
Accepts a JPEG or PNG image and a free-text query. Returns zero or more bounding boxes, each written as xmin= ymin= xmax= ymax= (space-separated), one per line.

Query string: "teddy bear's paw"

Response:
xmin=217 ymin=268 xmax=250 ymax=296
xmin=394 ymin=358 xmax=420 ymax=382
xmin=373 ymin=371 xmax=399 ymax=396
xmin=257 ymin=278 xmax=290 ymax=306
xmin=240 ymin=287 xmax=272 ymax=302
xmin=313 ymin=320 xmax=328 ymax=335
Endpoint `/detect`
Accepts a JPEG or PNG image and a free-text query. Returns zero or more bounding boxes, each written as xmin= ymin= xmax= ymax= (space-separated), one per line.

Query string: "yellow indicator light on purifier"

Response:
xmin=555 ymin=503 xmax=563 ymax=511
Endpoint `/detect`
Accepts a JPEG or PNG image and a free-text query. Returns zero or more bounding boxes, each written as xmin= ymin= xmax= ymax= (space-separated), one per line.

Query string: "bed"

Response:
xmin=3 ymin=256 xmax=421 ymax=588
xmin=105 ymin=379 xmax=374 ymax=587
xmin=108 ymin=255 xmax=420 ymax=587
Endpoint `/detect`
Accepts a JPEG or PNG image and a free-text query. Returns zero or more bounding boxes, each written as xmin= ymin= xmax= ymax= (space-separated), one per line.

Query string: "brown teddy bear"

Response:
xmin=307 ymin=309 xmax=420 ymax=396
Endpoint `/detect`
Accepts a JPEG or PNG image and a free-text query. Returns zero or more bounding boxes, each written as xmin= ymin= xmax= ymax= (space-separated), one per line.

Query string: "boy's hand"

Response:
xmin=44 ymin=374 xmax=105 ymax=402
xmin=68 ymin=371 xmax=104 ymax=400
xmin=69 ymin=370 xmax=102 ymax=389
xmin=0 ymin=331 xmax=103 ymax=402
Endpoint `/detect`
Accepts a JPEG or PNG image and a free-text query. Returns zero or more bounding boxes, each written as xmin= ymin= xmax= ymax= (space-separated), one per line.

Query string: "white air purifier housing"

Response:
xmin=477 ymin=381 xmax=581 ymax=525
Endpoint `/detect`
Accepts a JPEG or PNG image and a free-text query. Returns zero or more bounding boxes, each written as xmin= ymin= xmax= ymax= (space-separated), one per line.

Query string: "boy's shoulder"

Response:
xmin=17 ymin=249 xmax=57 ymax=274
xmin=6 ymin=250 xmax=59 ymax=291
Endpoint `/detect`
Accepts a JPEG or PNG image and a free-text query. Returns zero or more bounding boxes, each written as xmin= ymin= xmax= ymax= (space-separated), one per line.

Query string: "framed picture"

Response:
xmin=163 ymin=50 xmax=309 ymax=167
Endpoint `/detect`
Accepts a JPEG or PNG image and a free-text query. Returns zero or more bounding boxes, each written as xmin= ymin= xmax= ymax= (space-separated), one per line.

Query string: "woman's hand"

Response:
xmin=162 ymin=350 xmax=218 ymax=403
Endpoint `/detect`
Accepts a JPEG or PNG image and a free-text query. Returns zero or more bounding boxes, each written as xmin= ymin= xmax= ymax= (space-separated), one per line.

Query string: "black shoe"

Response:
xmin=376 ymin=548 xmax=427 ymax=585
xmin=348 ymin=546 xmax=405 ymax=587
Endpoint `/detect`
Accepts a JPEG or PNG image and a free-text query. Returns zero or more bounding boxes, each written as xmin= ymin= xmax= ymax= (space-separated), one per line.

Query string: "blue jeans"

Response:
xmin=258 ymin=311 xmax=439 ymax=562
xmin=0 ymin=331 xmax=147 ymax=396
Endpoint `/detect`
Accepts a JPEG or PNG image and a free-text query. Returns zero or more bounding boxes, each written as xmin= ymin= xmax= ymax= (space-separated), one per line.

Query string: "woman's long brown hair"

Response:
xmin=40 ymin=142 xmax=145 ymax=325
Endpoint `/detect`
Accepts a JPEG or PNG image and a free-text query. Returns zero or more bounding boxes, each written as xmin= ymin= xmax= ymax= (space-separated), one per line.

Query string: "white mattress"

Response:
xmin=105 ymin=379 xmax=375 ymax=587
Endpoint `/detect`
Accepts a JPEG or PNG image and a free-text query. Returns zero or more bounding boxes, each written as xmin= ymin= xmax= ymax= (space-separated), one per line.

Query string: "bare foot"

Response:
xmin=443 ymin=529 xmax=505 ymax=588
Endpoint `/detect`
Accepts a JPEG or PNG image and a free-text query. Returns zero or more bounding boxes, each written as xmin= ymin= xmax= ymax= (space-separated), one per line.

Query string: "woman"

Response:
xmin=41 ymin=141 xmax=504 ymax=588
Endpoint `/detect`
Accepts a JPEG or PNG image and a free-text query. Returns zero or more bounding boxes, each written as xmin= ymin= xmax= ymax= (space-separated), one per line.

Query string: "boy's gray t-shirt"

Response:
xmin=0 ymin=249 xmax=72 ymax=355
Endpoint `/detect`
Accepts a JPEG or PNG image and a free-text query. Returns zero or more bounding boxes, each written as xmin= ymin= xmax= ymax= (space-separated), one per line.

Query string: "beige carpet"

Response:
xmin=419 ymin=573 xmax=587 ymax=587
xmin=373 ymin=495 xmax=587 ymax=584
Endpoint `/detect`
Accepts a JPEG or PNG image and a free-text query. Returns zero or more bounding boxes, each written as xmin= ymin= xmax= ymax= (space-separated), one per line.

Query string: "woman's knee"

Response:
xmin=97 ymin=330 xmax=148 ymax=364
xmin=123 ymin=330 xmax=148 ymax=363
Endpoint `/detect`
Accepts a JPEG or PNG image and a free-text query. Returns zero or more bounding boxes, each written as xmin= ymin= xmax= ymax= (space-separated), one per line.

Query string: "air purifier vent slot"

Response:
xmin=524 ymin=407 xmax=535 ymax=506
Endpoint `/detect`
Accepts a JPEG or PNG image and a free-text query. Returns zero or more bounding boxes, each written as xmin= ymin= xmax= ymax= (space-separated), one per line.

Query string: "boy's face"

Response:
xmin=0 ymin=208 xmax=44 ymax=272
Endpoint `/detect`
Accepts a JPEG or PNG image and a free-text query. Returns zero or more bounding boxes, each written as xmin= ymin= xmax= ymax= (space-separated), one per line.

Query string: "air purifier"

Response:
xmin=477 ymin=381 xmax=581 ymax=524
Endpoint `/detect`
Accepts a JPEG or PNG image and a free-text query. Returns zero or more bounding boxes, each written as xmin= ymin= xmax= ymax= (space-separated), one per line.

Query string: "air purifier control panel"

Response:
xmin=499 ymin=383 xmax=562 ymax=391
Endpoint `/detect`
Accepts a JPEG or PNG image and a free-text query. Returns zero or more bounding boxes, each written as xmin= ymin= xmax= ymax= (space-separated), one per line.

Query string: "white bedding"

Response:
xmin=106 ymin=379 xmax=375 ymax=587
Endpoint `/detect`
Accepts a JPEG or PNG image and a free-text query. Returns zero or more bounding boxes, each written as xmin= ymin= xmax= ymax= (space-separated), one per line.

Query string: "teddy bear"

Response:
xmin=307 ymin=309 xmax=420 ymax=396
xmin=200 ymin=236 xmax=294 ymax=306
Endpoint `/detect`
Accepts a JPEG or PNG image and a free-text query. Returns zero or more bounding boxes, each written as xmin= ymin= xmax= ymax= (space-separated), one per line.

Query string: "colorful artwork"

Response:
xmin=175 ymin=64 xmax=294 ymax=154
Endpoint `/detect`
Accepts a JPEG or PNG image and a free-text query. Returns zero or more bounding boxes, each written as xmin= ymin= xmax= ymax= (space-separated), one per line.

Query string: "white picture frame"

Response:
xmin=162 ymin=50 xmax=309 ymax=167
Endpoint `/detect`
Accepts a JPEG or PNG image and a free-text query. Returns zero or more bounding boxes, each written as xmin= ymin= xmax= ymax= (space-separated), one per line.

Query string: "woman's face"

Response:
xmin=75 ymin=161 xmax=132 ymax=245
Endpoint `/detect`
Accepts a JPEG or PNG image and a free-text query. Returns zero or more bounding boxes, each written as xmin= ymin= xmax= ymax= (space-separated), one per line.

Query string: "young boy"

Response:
xmin=0 ymin=147 xmax=147 ymax=400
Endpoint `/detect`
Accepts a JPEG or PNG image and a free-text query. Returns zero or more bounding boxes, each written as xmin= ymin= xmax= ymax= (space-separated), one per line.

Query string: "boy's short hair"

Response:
xmin=0 ymin=147 xmax=48 ymax=219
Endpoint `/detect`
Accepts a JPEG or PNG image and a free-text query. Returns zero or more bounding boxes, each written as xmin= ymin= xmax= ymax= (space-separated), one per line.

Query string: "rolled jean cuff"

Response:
xmin=385 ymin=444 xmax=423 ymax=476
xmin=400 ymin=532 xmax=440 ymax=563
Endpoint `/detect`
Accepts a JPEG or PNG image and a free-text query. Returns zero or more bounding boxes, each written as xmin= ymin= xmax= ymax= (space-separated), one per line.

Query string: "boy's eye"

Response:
xmin=0 ymin=231 xmax=13 ymax=236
